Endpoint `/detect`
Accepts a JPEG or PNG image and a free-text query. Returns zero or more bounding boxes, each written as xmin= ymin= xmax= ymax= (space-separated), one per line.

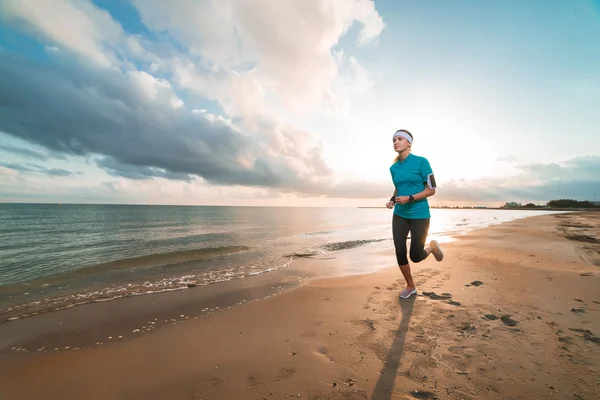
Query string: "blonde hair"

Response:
xmin=393 ymin=129 xmax=413 ymax=162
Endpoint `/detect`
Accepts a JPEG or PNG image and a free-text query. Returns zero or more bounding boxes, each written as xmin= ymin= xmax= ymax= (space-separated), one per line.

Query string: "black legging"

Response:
xmin=392 ymin=214 xmax=430 ymax=266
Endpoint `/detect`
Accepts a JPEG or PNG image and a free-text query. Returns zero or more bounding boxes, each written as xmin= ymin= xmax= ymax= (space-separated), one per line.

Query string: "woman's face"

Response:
xmin=393 ymin=135 xmax=410 ymax=152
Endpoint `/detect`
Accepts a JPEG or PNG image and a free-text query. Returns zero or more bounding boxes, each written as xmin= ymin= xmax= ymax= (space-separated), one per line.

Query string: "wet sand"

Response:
xmin=0 ymin=211 xmax=599 ymax=399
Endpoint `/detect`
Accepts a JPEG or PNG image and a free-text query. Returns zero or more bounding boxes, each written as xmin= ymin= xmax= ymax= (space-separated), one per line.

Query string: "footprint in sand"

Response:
xmin=459 ymin=323 xmax=477 ymax=334
xmin=569 ymin=328 xmax=600 ymax=344
xmin=409 ymin=389 xmax=437 ymax=399
xmin=277 ymin=367 xmax=297 ymax=380
xmin=362 ymin=319 xmax=376 ymax=331
xmin=500 ymin=315 xmax=518 ymax=327
xmin=246 ymin=373 xmax=262 ymax=388
xmin=422 ymin=291 xmax=453 ymax=300
xmin=314 ymin=347 xmax=334 ymax=362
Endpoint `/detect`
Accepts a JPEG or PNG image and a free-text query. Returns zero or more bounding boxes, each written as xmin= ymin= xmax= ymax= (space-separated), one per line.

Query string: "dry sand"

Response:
xmin=0 ymin=211 xmax=599 ymax=400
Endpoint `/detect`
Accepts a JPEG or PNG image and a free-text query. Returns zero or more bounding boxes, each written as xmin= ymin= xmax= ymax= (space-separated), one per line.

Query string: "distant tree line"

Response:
xmin=503 ymin=199 xmax=599 ymax=209
xmin=546 ymin=199 xmax=599 ymax=208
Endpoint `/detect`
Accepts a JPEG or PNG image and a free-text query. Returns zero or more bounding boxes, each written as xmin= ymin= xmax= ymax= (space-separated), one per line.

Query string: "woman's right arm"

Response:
xmin=386 ymin=189 xmax=396 ymax=209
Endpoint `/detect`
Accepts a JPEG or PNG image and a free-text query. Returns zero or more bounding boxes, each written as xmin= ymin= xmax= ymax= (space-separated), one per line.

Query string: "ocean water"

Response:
xmin=0 ymin=204 xmax=562 ymax=322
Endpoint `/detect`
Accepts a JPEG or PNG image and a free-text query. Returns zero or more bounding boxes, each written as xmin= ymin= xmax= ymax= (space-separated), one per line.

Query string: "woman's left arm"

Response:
xmin=394 ymin=187 xmax=435 ymax=204
xmin=412 ymin=186 xmax=436 ymax=200
xmin=417 ymin=158 xmax=436 ymax=199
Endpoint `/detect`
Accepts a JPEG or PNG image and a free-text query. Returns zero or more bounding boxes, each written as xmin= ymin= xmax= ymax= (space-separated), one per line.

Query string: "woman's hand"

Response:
xmin=394 ymin=196 xmax=411 ymax=204
xmin=385 ymin=201 xmax=395 ymax=209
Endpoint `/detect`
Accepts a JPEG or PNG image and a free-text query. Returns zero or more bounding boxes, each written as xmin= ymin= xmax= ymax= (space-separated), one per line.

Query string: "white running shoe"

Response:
xmin=430 ymin=240 xmax=444 ymax=261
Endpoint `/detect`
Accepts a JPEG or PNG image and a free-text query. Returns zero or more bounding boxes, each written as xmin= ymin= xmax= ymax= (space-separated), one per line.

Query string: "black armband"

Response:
xmin=390 ymin=196 xmax=395 ymax=202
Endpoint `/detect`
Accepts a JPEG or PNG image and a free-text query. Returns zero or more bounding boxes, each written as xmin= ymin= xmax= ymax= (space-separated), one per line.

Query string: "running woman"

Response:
xmin=385 ymin=129 xmax=444 ymax=299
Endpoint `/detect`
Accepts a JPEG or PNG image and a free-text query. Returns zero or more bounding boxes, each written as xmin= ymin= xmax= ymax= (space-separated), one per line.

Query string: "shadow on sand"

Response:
xmin=370 ymin=295 xmax=415 ymax=400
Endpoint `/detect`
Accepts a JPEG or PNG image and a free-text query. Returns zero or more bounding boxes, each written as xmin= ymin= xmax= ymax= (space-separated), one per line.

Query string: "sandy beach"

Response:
xmin=1 ymin=211 xmax=599 ymax=400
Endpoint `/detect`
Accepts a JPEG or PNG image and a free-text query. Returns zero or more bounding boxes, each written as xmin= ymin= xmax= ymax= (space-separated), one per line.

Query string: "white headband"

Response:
xmin=393 ymin=131 xmax=413 ymax=144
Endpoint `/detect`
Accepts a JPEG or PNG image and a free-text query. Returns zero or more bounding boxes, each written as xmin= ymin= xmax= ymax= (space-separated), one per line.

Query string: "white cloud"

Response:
xmin=192 ymin=109 xmax=233 ymax=126
xmin=127 ymin=0 xmax=386 ymax=194
xmin=131 ymin=0 xmax=238 ymax=65
xmin=126 ymin=70 xmax=184 ymax=108
xmin=0 ymin=166 xmax=18 ymax=177
xmin=352 ymin=0 xmax=386 ymax=45
xmin=1 ymin=0 xmax=128 ymax=67
xmin=100 ymin=177 xmax=291 ymax=206
xmin=516 ymin=156 xmax=600 ymax=182
xmin=132 ymin=0 xmax=384 ymax=115
xmin=437 ymin=156 xmax=600 ymax=204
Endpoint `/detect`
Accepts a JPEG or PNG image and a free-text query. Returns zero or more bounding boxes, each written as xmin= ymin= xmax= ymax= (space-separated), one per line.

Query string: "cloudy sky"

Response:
xmin=0 ymin=0 xmax=599 ymax=207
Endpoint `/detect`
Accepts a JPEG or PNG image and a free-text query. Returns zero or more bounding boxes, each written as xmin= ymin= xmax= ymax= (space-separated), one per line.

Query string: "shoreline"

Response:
xmin=1 ymin=211 xmax=599 ymax=399
xmin=0 ymin=242 xmax=393 ymax=353
xmin=0 ymin=208 xmax=559 ymax=327
xmin=0 ymin=210 xmax=558 ymax=349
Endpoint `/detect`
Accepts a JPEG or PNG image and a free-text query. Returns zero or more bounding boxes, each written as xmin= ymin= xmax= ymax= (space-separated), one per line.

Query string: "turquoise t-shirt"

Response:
xmin=390 ymin=153 xmax=435 ymax=219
